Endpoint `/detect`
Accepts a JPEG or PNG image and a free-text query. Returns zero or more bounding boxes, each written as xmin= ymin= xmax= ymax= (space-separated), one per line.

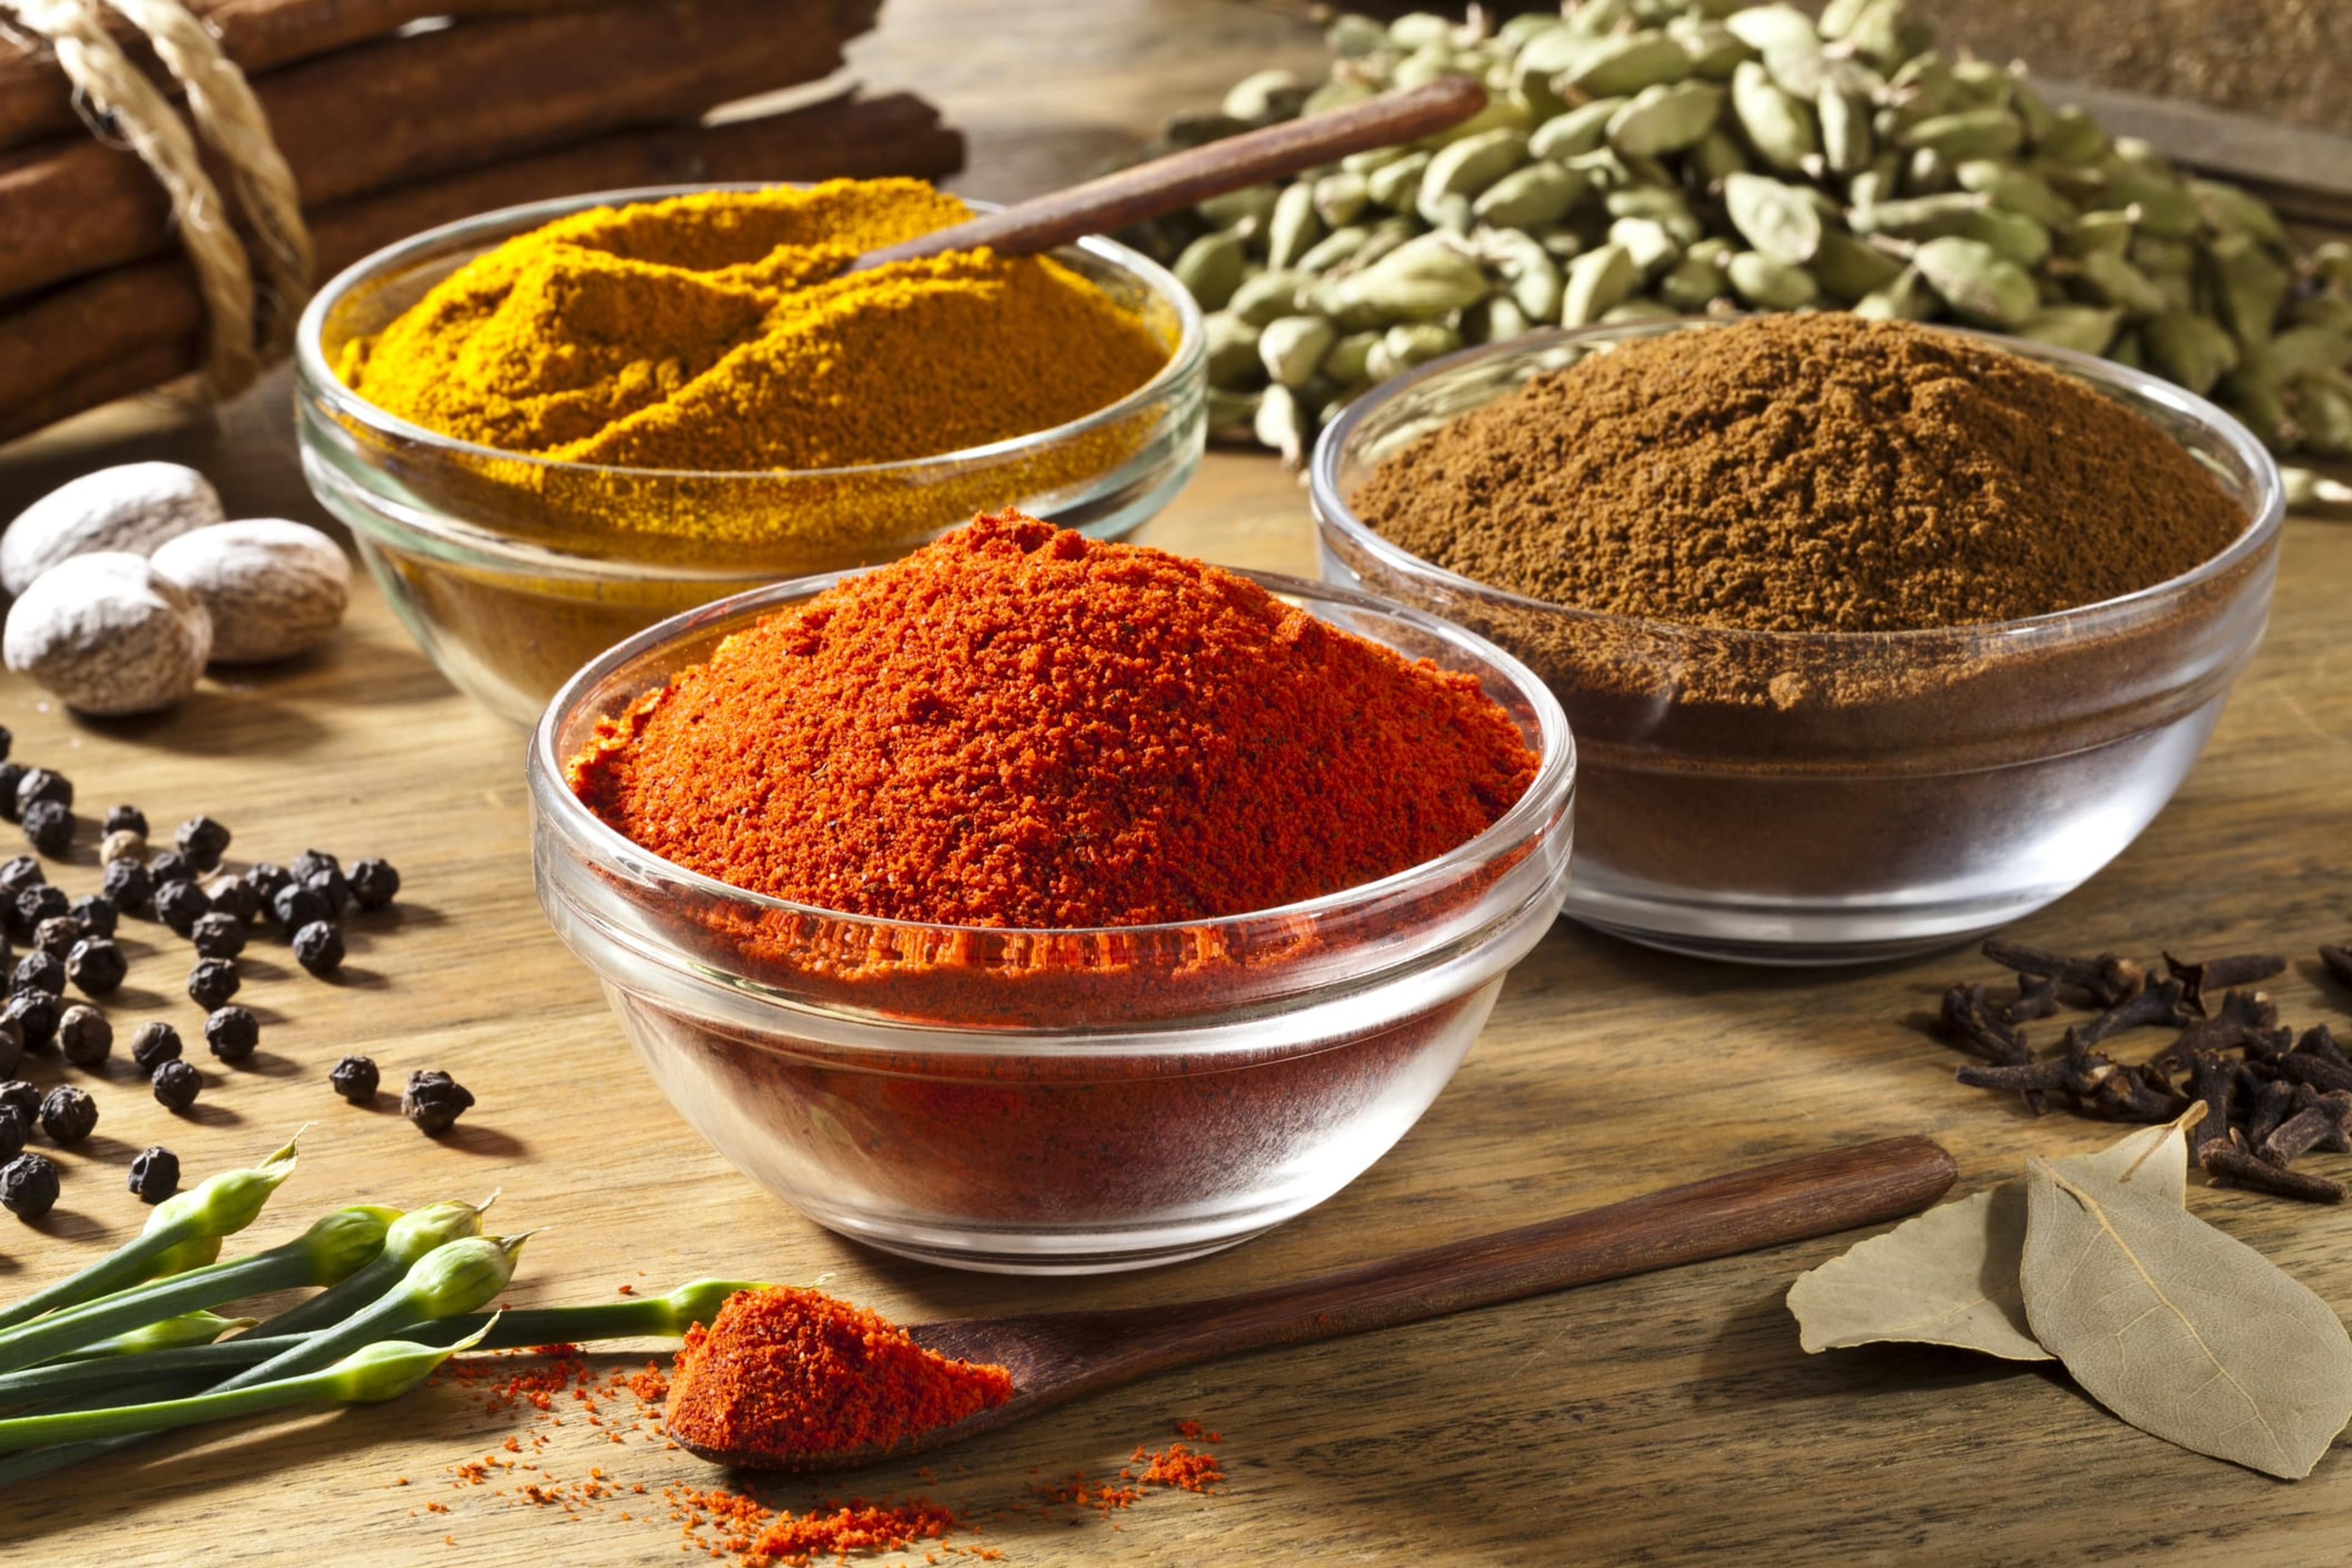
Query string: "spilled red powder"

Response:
xmin=665 ymin=1287 xmax=1014 ymax=1464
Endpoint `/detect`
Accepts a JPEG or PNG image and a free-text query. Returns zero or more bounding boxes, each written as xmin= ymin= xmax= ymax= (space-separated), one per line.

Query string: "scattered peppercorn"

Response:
xmin=202 ymin=876 xmax=258 ymax=925
xmin=270 ymin=883 xmax=329 ymax=932
xmin=242 ymin=862 xmax=291 ymax=906
xmin=186 ymin=957 xmax=239 ymax=1010
xmin=1 ymin=1152 xmax=58 ymax=1218
xmin=100 ymin=858 xmax=153 ymax=911
xmin=402 ymin=1069 xmax=473 ymax=1135
xmin=0 ymin=1082 xmax=33 ymax=1121
xmin=153 ymin=880 xmax=206 ymax=936
xmin=204 ymin=1005 xmax=258 ymax=1063
xmin=20 ymin=799 xmax=71 ymax=857
xmin=99 ymin=829 xmax=144 ymax=866
xmin=56 ymin=1004 xmax=109 ymax=1068
xmin=151 ymin=1058 xmax=201 ymax=1112
xmin=12 ymin=951 xmax=64 ymax=996
xmin=0 ymin=1104 xmax=21 ymax=1160
xmin=190 ymin=911 xmax=246 ymax=959
xmin=0 ymin=728 xmax=10 ymax=761
xmin=39 ymin=1084 xmax=96 ymax=1144
xmin=174 ymin=815 xmax=232 ymax=872
xmin=291 ymin=848 xmax=339 ymax=884
xmin=0 ymin=766 xmax=21 ymax=821
xmin=3 ymin=992 xmax=58 ymax=1051
xmin=31 ymin=916 xmax=76 ymax=957
xmin=292 ymin=920 xmax=345 ymax=976
xmin=65 ymin=937 xmax=126 ymax=997
xmin=129 ymin=1020 xmax=182 ymax=1072
xmin=0 ymin=856 xmax=41 ymax=896
xmin=348 ymin=858 xmax=401 ymax=911
xmin=14 ymin=769 xmax=69 ymax=818
xmin=146 ymin=850 xmax=192 ymax=888
xmin=328 ymin=1054 xmax=379 ymax=1102
xmin=69 ymin=894 xmax=115 ymax=937
xmin=11 ymin=882 xmax=65 ymax=938
xmin=0 ymin=1020 xmax=19 ymax=1079
xmin=102 ymin=804 xmax=146 ymax=836
xmin=127 ymin=1145 xmax=178 ymax=1202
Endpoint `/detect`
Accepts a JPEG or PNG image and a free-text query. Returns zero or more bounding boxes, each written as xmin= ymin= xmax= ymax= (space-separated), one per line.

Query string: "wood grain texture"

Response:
xmin=0 ymin=1 xmax=2345 ymax=1564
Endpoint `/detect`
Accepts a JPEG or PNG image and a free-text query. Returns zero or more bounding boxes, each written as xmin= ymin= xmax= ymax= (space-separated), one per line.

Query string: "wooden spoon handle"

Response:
xmin=847 ymin=76 xmax=1488 ymax=273
xmin=1074 ymin=1137 xmax=1956 ymax=1378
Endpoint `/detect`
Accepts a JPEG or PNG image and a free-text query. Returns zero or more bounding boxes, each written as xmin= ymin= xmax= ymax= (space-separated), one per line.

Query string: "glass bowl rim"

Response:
xmin=293 ymin=180 xmax=1205 ymax=485
xmin=527 ymin=559 xmax=1578 ymax=946
xmin=1310 ymin=317 xmax=2286 ymax=649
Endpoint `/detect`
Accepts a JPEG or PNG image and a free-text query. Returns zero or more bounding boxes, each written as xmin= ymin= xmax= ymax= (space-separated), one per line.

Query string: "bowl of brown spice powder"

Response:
xmin=1313 ymin=314 xmax=2282 ymax=964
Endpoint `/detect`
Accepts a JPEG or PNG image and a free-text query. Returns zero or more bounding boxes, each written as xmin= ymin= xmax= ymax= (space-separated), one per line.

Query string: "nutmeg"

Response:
xmin=1 ymin=552 xmax=213 ymax=715
xmin=149 ymin=520 xmax=350 ymax=663
xmin=0 ymin=462 xmax=221 ymax=597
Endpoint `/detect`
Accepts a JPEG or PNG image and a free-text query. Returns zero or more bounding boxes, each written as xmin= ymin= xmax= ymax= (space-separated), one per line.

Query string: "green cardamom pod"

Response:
xmin=1174 ymin=230 xmax=1250 ymax=311
xmin=1330 ymin=235 xmax=1491 ymax=326
xmin=1344 ymin=219 xmax=1420 ymax=274
xmin=1366 ymin=322 xmax=1464 ymax=380
xmin=2098 ymin=168 xmax=2199 ymax=239
xmin=1689 ymin=127 xmax=1751 ymax=183
xmin=1472 ymin=161 xmax=1586 ymax=228
xmin=1420 ymin=128 xmax=1531 ymax=206
xmin=1847 ymin=191 xmax=1987 ymax=241
xmin=1911 ymin=235 xmax=2037 ymax=326
xmin=1835 ymin=0 xmax=1926 ymax=69
xmin=1205 ymin=387 xmax=1259 ymax=439
xmin=2107 ymin=328 xmax=2146 ymax=370
xmin=1601 ymin=298 xmax=1681 ymax=325
xmin=1607 ymin=80 xmax=1725 ymax=158
xmin=1665 ymin=17 xmax=1753 ymax=80
xmin=1366 ymin=152 xmax=1433 ymax=211
xmin=1562 ymin=243 xmax=1640 ymax=325
xmin=1419 ymin=190 xmax=1475 ymax=234
xmin=1303 ymin=76 xmax=1376 ymax=119
xmin=1953 ymin=160 xmax=2077 ymax=227
xmin=1341 ymin=146 xmax=1408 ymax=175
xmin=1313 ymin=170 xmax=1370 ymax=229
xmin=1478 ymin=227 xmax=1566 ymax=320
xmin=1202 ymin=310 xmax=1265 ymax=389
xmin=1722 ymin=171 xmax=1822 ymax=264
xmin=2294 ymin=295 xmax=2352 ymax=333
xmin=1512 ymin=27 xmax=1597 ymax=104
xmin=1657 ymin=251 xmax=1731 ymax=310
xmin=1724 ymin=4 xmax=1820 ymax=56
xmin=1258 ymin=314 xmax=1338 ymax=390
xmin=1559 ymin=32 xmax=1692 ymax=99
xmin=2008 ymin=75 xmax=2057 ymax=143
xmin=1254 ymin=380 xmax=1307 ymax=466
xmin=1818 ymin=81 xmax=1874 ymax=174
xmin=1534 ymin=225 xmax=1588 ymax=263
xmin=2218 ymin=374 xmax=2293 ymax=453
xmin=1265 ymin=183 xmax=1325 ymax=271
xmin=2015 ymin=304 xmax=2123 ymax=356
xmin=2256 ymin=325 xmax=2352 ymax=382
xmin=2296 ymin=374 xmax=2352 ymax=456
xmin=1222 ymin=69 xmax=1310 ymax=126
xmin=1319 ymin=328 xmax=1379 ymax=385
xmin=1295 ymin=225 xmax=1370 ymax=276
xmin=1197 ymin=184 xmax=1280 ymax=234
xmin=1847 ymin=152 xmax=1901 ymax=209
xmin=1956 ymin=207 xmax=2051 ymax=268
xmin=1809 ymin=230 xmax=1904 ymax=303
xmin=1853 ymin=263 xmax=1938 ymax=322
xmin=1902 ymin=146 xmax=1956 ymax=194
xmin=1327 ymin=13 xmax=1389 ymax=59
xmin=1529 ymin=98 xmax=1629 ymax=160
xmin=1603 ymin=185 xmax=1703 ymax=245
xmin=1567 ymin=0 xmax=1634 ymax=35
xmin=2309 ymin=241 xmax=2351 ymax=288
xmin=1728 ymin=59 xmax=1819 ymax=171
xmin=2128 ymin=232 xmax=2197 ymax=277
xmin=1388 ymin=13 xmax=1455 ymax=49
xmin=2204 ymin=232 xmax=2290 ymax=353
xmin=1229 ymin=269 xmax=1309 ymax=325
xmin=1609 ymin=216 xmax=1683 ymax=277
xmin=1463 ymin=294 xmax=1535 ymax=345
xmin=2187 ymin=178 xmax=2287 ymax=247
xmin=2141 ymin=309 xmax=2241 ymax=396
xmin=1726 ymin=249 xmax=1821 ymax=309
xmin=2060 ymin=209 xmax=2138 ymax=260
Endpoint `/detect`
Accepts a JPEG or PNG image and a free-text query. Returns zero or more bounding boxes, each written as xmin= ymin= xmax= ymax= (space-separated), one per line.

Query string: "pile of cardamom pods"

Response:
xmin=1131 ymin=0 xmax=2352 ymax=466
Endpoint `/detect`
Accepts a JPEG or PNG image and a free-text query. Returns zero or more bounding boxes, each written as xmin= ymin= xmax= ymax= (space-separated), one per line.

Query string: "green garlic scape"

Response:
xmin=260 ymin=1192 xmax=494 ymax=1340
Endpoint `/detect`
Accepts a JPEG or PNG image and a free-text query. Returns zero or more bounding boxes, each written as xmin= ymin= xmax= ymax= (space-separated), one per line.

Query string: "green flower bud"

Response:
xmin=326 ymin=1319 xmax=494 ymax=1404
xmin=398 ymin=1234 xmax=532 ymax=1320
xmin=383 ymin=1196 xmax=494 ymax=1267
xmin=297 ymin=1206 xmax=402 ymax=1286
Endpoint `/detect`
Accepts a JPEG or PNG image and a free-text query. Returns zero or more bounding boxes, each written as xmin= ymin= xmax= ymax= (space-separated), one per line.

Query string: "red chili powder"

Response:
xmin=665 ymin=1287 xmax=1014 ymax=1464
xmin=568 ymin=510 xmax=1537 ymax=929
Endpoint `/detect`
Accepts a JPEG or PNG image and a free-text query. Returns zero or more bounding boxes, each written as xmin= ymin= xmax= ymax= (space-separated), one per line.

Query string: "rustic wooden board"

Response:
xmin=0 ymin=2 xmax=2346 ymax=1565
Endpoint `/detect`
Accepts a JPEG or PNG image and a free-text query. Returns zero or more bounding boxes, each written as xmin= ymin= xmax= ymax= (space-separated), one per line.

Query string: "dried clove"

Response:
xmin=2164 ymin=951 xmax=2286 ymax=1016
xmin=2275 ymin=1052 xmax=2352 ymax=1096
xmin=1981 ymin=939 xmax=2145 ymax=1008
xmin=2000 ymin=973 xmax=2061 ymax=1025
xmin=2247 ymin=1079 xmax=2298 ymax=1153
xmin=2201 ymin=1143 xmax=2348 ymax=1204
xmin=2185 ymin=1054 xmax=2238 ymax=1159
xmin=2300 ymin=1024 xmax=2351 ymax=1070
xmin=2075 ymin=977 xmax=2190 ymax=1047
xmin=2151 ymin=989 xmax=2282 ymax=1073
xmin=1940 ymin=981 xmax=2028 ymax=1063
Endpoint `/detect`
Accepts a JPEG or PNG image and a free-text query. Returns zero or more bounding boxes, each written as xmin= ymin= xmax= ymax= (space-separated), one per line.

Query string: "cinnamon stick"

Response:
xmin=0 ymin=0 xmax=878 ymax=304
xmin=0 ymin=0 xmax=592 ymax=155
xmin=0 ymin=92 xmax=965 ymax=443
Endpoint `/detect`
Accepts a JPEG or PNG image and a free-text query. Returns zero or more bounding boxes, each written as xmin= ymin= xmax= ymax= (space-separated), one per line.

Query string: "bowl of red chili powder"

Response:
xmin=529 ymin=513 xmax=1575 ymax=1273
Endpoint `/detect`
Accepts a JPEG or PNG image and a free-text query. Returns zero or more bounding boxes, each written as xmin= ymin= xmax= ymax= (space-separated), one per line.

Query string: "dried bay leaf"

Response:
xmin=1787 ymin=1121 xmax=2187 ymax=1362
xmin=2022 ymin=1155 xmax=2352 ymax=1479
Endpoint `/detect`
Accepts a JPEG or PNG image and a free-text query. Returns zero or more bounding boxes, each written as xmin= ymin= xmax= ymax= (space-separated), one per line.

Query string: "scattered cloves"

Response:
xmin=1981 ymin=939 xmax=2145 ymax=1008
xmin=2075 ymin=978 xmax=2190 ymax=1047
xmin=2200 ymin=1143 xmax=2348 ymax=1204
xmin=2164 ymin=951 xmax=2286 ymax=1016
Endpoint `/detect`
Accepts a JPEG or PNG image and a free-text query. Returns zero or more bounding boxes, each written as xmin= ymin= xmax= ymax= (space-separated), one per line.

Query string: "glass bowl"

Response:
xmin=295 ymin=184 xmax=1205 ymax=727
xmin=527 ymin=567 xmax=1575 ymax=1274
xmin=1313 ymin=320 xmax=2283 ymax=965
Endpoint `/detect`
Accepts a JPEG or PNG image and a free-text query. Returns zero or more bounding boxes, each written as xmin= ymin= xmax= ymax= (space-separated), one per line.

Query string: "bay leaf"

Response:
xmin=1787 ymin=1121 xmax=2187 ymax=1362
xmin=2022 ymin=1153 xmax=2352 ymax=1479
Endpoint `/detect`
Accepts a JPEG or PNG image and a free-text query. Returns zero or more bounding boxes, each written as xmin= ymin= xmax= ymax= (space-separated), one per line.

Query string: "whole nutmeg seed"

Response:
xmin=2 ymin=552 xmax=212 ymax=715
xmin=149 ymin=521 xmax=349 ymax=664
xmin=0 ymin=462 xmax=222 ymax=597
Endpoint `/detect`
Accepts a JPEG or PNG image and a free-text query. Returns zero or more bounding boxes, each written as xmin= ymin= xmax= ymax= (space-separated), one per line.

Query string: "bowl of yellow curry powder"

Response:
xmin=295 ymin=179 xmax=1202 ymax=725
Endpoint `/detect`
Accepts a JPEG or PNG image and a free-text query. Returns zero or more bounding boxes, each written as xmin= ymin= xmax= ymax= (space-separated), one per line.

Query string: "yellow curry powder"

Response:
xmin=337 ymin=179 xmax=1171 ymax=525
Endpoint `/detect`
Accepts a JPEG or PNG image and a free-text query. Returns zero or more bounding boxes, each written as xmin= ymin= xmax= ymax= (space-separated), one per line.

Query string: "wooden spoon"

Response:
xmin=672 ymin=1135 xmax=1955 ymax=1472
xmin=846 ymin=75 xmax=1490 ymax=273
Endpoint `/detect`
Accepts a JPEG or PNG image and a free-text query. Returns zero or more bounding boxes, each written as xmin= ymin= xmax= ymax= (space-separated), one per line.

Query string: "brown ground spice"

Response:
xmin=1352 ymin=314 xmax=2247 ymax=635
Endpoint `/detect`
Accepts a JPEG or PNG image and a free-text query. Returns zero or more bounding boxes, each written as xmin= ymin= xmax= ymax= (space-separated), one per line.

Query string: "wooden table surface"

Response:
xmin=1 ymin=2 xmax=2350 ymax=1564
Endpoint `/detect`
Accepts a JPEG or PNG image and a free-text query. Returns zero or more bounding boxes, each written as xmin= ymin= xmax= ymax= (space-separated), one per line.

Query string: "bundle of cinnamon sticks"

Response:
xmin=0 ymin=0 xmax=966 ymax=443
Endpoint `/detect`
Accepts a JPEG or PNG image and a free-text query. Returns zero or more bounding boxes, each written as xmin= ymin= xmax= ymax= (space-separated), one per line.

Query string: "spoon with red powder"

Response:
xmin=666 ymin=1136 xmax=1953 ymax=1472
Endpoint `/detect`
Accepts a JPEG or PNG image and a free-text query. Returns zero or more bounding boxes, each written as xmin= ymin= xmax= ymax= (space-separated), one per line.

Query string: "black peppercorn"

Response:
xmin=56 ymin=1004 xmax=109 ymax=1068
xmin=11 ymin=951 xmax=64 ymax=997
xmin=15 ymin=769 xmax=70 ymax=817
xmin=0 ymin=766 xmax=20 ymax=821
xmin=39 ymin=1084 xmax=96 ymax=1144
xmin=129 ymin=1020 xmax=182 ymax=1072
xmin=103 ymin=804 xmax=146 ymax=837
xmin=290 ymin=848 xmax=341 ymax=884
xmin=204 ymin=1004 xmax=258 ymax=1063
xmin=151 ymin=1058 xmax=201 ymax=1112
xmin=348 ymin=857 xmax=401 ymax=911
xmin=186 ymin=957 xmax=239 ymax=1009
xmin=101 ymin=857 xmax=154 ymax=913
xmin=0 ymin=728 xmax=10 ymax=762
xmin=0 ymin=1080 xmax=36 ymax=1120
xmin=21 ymin=799 xmax=72 ymax=857
xmin=190 ymin=911 xmax=246 ymax=959
xmin=328 ymin=1054 xmax=379 ymax=1102
xmin=270 ymin=882 xmax=329 ymax=932
xmin=173 ymin=815 xmax=232 ymax=872
xmin=1 ymin=1152 xmax=58 ymax=1218
xmin=402 ymin=1069 xmax=473 ymax=1135
xmin=292 ymin=920 xmax=345 ymax=976
xmin=0 ymin=856 xmax=41 ymax=897
xmin=69 ymin=894 xmax=116 ymax=938
xmin=153 ymin=880 xmax=206 ymax=937
xmin=64 ymin=937 xmax=126 ymax=997
xmin=146 ymin=849 xmax=193 ymax=888
xmin=0 ymin=1104 xmax=22 ymax=1161
xmin=31 ymin=916 xmax=76 ymax=957
xmin=3 ymin=991 xmax=58 ymax=1052
xmin=242 ymin=862 xmax=292 ymax=905
xmin=305 ymin=866 xmax=353 ymax=916
xmin=128 ymin=1145 xmax=178 ymax=1203
xmin=10 ymin=882 xmax=65 ymax=940
xmin=0 ymin=1019 xmax=20 ymax=1079
xmin=202 ymin=876 xmax=258 ymax=925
